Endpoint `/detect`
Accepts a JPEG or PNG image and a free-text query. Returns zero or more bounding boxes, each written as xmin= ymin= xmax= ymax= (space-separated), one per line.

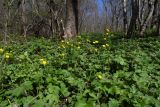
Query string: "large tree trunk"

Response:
xmin=122 ymin=0 xmax=127 ymax=34
xmin=140 ymin=0 xmax=155 ymax=35
xmin=63 ymin=0 xmax=79 ymax=39
xmin=127 ymin=0 xmax=139 ymax=38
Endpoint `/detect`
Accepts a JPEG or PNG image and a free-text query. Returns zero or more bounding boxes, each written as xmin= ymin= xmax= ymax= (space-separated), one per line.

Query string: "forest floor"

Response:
xmin=0 ymin=34 xmax=160 ymax=107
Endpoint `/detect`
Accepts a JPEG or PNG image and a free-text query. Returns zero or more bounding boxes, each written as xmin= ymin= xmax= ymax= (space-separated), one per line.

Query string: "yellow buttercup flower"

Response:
xmin=102 ymin=45 xmax=106 ymax=48
xmin=94 ymin=48 xmax=98 ymax=52
xmin=111 ymin=34 xmax=114 ymax=37
xmin=61 ymin=45 xmax=65 ymax=48
xmin=5 ymin=55 xmax=10 ymax=59
xmin=40 ymin=59 xmax=47 ymax=65
xmin=4 ymin=53 xmax=10 ymax=59
xmin=105 ymin=44 xmax=109 ymax=47
xmin=104 ymin=38 xmax=107 ymax=40
xmin=70 ymin=44 xmax=73 ymax=47
xmin=0 ymin=48 xmax=4 ymax=54
xmin=66 ymin=42 xmax=69 ymax=45
xmin=60 ymin=53 xmax=65 ymax=57
xmin=106 ymin=29 xmax=110 ymax=32
xmin=93 ymin=41 xmax=99 ymax=44
xmin=77 ymin=46 xmax=80 ymax=49
xmin=97 ymin=74 xmax=103 ymax=79
xmin=106 ymin=33 xmax=109 ymax=35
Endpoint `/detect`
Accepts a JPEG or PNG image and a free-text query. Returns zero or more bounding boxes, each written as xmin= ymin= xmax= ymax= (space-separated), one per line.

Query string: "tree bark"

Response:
xmin=140 ymin=0 xmax=155 ymax=35
xmin=122 ymin=0 xmax=128 ymax=34
xmin=63 ymin=0 xmax=79 ymax=39
xmin=150 ymin=0 xmax=158 ymax=29
xmin=127 ymin=0 xmax=139 ymax=38
xmin=157 ymin=0 xmax=160 ymax=36
xmin=22 ymin=0 xmax=27 ymax=38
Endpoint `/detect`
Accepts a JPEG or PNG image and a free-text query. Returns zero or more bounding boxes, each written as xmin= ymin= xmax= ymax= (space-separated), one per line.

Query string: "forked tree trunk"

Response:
xmin=63 ymin=0 xmax=79 ymax=39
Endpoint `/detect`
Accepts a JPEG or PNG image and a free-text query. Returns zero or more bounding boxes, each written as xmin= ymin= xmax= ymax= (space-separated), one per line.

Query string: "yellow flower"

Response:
xmin=93 ymin=41 xmax=99 ymax=44
xmin=94 ymin=48 xmax=98 ymax=52
xmin=66 ymin=42 xmax=69 ymax=45
xmin=4 ymin=53 xmax=10 ymax=59
xmin=105 ymin=44 xmax=109 ymax=47
xmin=0 ymin=48 xmax=4 ymax=54
xmin=77 ymin=46 xmax=80 ymax=49
xmin=61 ymin=45 xmax=65 ymax=48
xmin=106 ymin=33 xmax=109 ymax=35
xmin=5 ymin=55 xmax=9 ymax=59
xmin=40 ymin=59 xmax=47 ymax=65
xmin=61 ymin=40 xmax=64 ymax=43
xmin=60 ymin=53 xmax=65 ymax=57
xmin=104 ymin=38 xmax=107 ymax=40
xmin=70 ymin=44 xmax=73 ymax=47
xmin=102 ymin=45 xmax=106 ymax=48
xmin=105 ymin=28 xmax=110 ymax=32
xmin=97 ymin=74 xmax=103 ymax=79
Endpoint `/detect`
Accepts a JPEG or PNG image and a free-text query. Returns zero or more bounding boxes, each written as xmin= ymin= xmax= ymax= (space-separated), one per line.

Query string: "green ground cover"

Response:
xmin=0 ymin=34 xmax=160 ymax=107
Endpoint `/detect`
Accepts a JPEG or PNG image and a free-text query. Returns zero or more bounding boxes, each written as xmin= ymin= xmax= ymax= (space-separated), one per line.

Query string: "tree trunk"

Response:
xmin=150 ymin=0 xmax=158 ymax=29
xmin=140 ymin=0 xmax=155 ymax=35
xmin=127 ymin=0 xmax=139 ymax=38
xmin=157 ymin=1 xmax=160 ymax=36
xmin=138 ymin=0 xmax=145 ymax=29
xmin=158 ymin=16 xmax=160 ymax=36
xmin=122 ymin=0 xmax=127 ymax=34
xmin=63 ymin=0 xmax=79 ymax=39
xmin=22 ymin=0 xmax=27 ymax=38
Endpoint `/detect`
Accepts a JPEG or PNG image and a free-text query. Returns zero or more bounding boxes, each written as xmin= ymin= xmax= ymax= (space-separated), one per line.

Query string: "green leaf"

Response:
xmin=89 ymin=93 xmax=97 ymax=99
xmin=11 ymin=87 xmax=24 ymax=97
xmin=114 ymin=55 xmax=126 ymax=65
xmin=75 ymin=99 xmax=87 ymax=107
xmin=60 ymin=83 xmax=70 ymax=97
xmin=34 ymin=99 xmax=45 ymax=107
xmin=108 ymin=99 xmax=119 ymax=107
xmin=22 ymin=81 xmax=33 ymax=91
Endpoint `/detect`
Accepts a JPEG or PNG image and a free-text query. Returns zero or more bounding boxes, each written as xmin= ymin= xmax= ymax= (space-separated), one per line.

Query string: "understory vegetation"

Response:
xmin=0 ymin=33 xmax=160 ymax=107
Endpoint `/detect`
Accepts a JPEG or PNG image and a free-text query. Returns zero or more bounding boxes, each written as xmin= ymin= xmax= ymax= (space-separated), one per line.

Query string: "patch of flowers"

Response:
xmin=0 ymin=35 xmax=160 ymax=107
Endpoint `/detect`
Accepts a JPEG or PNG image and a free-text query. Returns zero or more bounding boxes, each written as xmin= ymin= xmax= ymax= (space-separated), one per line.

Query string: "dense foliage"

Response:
xmin=0 ymin=33 xmax=160 ymax=107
